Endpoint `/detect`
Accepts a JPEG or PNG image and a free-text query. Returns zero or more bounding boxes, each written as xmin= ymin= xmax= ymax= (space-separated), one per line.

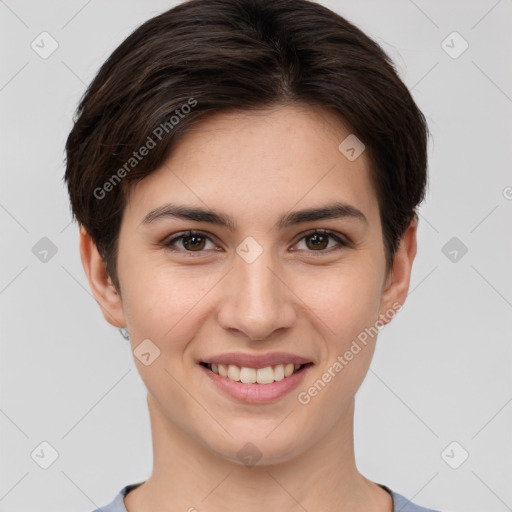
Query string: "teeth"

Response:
xmin=256 ymin=366 xmax=274 ymax=384
xmin=227 ymin=365 xmax=240 ymax=381
xmin=274 ymin=364 xmax=284 ymax=381
xmin=240 ymin=367 xmax=257 ymax=384
xmin=218 ymin=363 xmax=228 ymax=377
xmin=207 ymin=362 xmax=306 ymax=384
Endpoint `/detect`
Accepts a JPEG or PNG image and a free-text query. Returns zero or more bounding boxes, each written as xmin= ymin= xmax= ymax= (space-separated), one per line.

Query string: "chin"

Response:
xmin=201 ymin=429 xmax=308 ymax=468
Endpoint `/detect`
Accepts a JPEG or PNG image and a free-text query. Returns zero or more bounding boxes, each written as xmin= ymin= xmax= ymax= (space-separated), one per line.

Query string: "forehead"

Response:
xmin=123 ymin=104 xmax=379 ymax=229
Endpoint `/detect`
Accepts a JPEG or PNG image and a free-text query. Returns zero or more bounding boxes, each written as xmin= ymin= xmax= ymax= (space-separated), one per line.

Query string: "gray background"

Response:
xmin=1 ymin=1 xmax=511 ymax=511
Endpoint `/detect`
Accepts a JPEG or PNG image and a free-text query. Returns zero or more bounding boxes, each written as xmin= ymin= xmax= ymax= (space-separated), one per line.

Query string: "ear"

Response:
xmin=79 ymin=225 xmax=126 ymax=328
xmin=378 ymin=215 xmax=418 ymax=324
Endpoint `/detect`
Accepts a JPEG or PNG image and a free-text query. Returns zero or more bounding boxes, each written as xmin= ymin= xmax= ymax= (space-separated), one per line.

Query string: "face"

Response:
xmin=82 ymin=104 xmax=416 ymax=466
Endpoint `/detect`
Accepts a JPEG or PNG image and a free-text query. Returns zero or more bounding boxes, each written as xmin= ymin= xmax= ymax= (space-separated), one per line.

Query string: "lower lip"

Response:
xmin=199 ymin=364 xmax=312 ymax=404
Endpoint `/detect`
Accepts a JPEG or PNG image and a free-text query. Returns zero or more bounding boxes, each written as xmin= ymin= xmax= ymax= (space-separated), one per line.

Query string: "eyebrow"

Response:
xmin=140 ymin=201 xmax=368 ymax=230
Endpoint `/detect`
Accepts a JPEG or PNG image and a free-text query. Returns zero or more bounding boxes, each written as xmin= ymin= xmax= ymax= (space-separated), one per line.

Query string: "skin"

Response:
xmin=80 ymin=104 xmax=417 ymax=512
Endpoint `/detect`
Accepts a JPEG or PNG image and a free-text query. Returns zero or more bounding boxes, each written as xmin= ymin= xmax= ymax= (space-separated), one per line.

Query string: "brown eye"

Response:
xmin=164 ymin=231 xmax=215 ymax=252
xmin=294 ymin=229 xmax=348 ymax=252
xmin=182 ymin=234 xmax=206 ymax=251
xmin=305 ymin=233 xmax=330 ymax=250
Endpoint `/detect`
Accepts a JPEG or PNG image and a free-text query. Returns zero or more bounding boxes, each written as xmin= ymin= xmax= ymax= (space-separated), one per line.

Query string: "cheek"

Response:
xmin=119 ymin=250 xmax=219 ymax=341
xmin=295 ymin=271 xmax=382 ymax=429
xmin=121 ymin=266 xmax=211 ymax=426
xmin=295 ymin=262 xmax=383 ymax=345
xmin=292 ymin=262 xmax=383 ymax=402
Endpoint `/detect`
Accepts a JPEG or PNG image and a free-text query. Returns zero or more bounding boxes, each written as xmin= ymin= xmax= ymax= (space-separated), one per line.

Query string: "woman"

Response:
xmin=64 ymin=0 xmax=441 ymax=510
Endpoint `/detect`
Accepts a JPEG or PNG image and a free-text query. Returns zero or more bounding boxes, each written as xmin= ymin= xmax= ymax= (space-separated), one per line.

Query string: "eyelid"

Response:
xmin=163 ymin=228 xmax=350 ymax=253
xmin=163 ymin=230 xmax=219 ymax=251
xmin=293 ymin=228 xmax=350 ymax=247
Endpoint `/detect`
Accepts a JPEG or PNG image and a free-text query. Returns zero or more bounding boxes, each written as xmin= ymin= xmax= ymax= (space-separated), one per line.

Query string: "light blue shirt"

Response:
xmin=90 ymin=482 xmax=442 ymax=511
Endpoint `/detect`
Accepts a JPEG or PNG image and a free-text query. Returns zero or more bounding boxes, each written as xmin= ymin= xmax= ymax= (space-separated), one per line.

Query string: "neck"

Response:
xmin=124 ymin=395 xmax=392 ymax=512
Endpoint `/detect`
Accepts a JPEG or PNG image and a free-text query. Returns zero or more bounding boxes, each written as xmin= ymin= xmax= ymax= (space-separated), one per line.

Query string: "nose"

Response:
xmin=216 ymin=245 xmax=297 ymax=341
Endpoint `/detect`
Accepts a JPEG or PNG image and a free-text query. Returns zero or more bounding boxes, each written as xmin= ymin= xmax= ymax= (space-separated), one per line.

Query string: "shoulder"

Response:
xmin=389 ymin=488 xmax=443 ymax=512
xmin=90 ymin=482 xmax=444 ymax=512
xmin=88 ymin=482 xmax=144 ymax=512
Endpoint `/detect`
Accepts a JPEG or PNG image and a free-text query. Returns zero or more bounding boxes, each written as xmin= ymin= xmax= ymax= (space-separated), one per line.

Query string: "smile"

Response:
xmin=198 ymin=354 xmax=314 ymax=403
xmin=200 ymin=362 xmax=312 ymax=385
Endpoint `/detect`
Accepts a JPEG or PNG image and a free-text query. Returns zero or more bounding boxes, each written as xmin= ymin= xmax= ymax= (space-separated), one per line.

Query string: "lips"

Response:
xmin=197 ymin=352 xmax=313 ymax=402
xmin=200 ymin=352 xmax=312 ymax=368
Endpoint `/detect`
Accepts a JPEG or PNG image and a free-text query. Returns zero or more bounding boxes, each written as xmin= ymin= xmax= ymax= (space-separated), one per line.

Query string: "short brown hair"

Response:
xmin=64 ymin=0 xmax=429 ymax=293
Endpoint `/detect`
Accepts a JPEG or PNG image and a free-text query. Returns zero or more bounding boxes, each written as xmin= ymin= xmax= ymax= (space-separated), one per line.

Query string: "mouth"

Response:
xmin=197 ymin=352 xmax=314 ymax=403
xmin=199 ymin=361 xmax=313 ymax=385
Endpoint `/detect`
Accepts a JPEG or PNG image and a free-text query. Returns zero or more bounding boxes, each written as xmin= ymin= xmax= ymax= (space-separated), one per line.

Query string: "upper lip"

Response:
xmin=200 ymin=352 xmax=313 ymax=368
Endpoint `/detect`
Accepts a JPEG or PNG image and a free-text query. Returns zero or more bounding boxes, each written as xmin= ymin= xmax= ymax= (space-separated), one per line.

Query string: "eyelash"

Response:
xmin=162 ymin=229 xmax=349 ymax=255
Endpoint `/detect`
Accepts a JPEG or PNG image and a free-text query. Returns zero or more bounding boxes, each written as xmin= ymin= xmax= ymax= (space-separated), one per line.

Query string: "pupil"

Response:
xmin=185 ymin=235 xmax=204 ymax=251
xmin=308 ymin=234 xmax=327 ymax=250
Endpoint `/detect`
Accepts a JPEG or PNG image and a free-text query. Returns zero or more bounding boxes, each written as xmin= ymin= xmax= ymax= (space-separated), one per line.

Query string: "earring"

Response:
xmin=119 ymin=327 xmax=130 ymax=340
